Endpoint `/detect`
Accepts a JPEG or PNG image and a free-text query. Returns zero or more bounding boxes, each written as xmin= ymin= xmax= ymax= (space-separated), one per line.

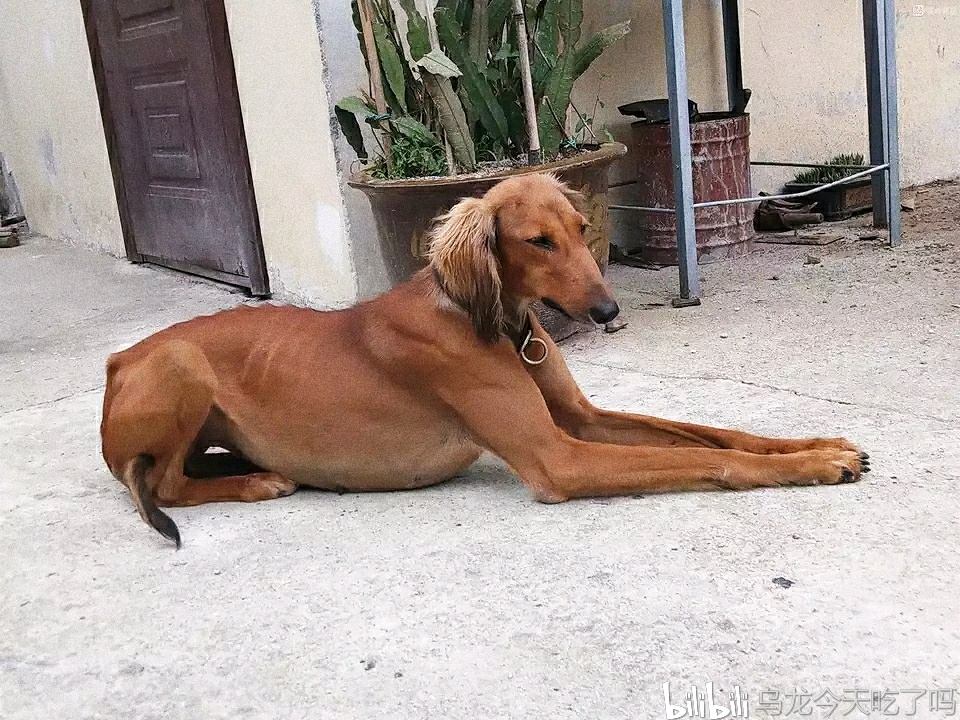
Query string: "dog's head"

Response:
xmin=428 ymin=173 xmax=619 ymax=342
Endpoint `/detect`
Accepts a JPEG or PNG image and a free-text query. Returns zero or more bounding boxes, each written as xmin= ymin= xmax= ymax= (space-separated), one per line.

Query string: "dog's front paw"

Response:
xmin=809 ymin=438 xmax=870 ymax=479
xmin=799 ymin=448 xmax=868 ymax=485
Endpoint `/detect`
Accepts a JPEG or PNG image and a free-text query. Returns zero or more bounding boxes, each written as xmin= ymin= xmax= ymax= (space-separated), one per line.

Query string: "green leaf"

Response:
xmin=423 ymin=73 xmax=476 ymax=171
xmin=556 ymin=0 xmax=583 ymax=48
xmin=531 ymin=48 xmax=557 ymax=96
xmin=530 ymin=0 xmax=559 ymax=94
xmin=437 ymin=0 xmax=471 ymax=28
xmin=488 ymin=0 xmax=511 ymax=39
xmin=395 ymin=0 xmax=431 ymax=61
xmin=537 ymin=51 xmax=576 ymax=154
xmin=533 ymin=1 xmax=628 ymax=154
xmin=484 ymin=65 xmax=503 ymax=83
xmin=391 ymin=116 xmax=441 ymax=146
xmin=493 ymin=42 xmax=517 ymax=61
xmin=417 ymin=49 xmax=463 ymax=78
xmin=372 ymin=19 xmax=408 ymax=113
xmin=337 ymin=95 xmax=376 ymax=119
xmin=572 ymin=20 xmax=630 ymax=78
xmin=334 ymin=96 xmax=376 ymax=160
xmin=468 ymin=0 xmax=489 ymax=66
xmin=436 ymin=7 xmax=510 ymax=148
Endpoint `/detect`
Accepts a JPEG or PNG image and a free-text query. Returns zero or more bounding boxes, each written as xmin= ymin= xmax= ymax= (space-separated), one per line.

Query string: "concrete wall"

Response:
xmin=577 ymin=0 xmax=960 ymax=192
xmin=223 ymin=0 xmax=358 ymax=308
xmin=315 ymin=1 xmax=396 ymax=298
xmin=0 ymin=0 xmax=358 ymax=308
xmin=2 ymin=0 xmax=956 ymax=303
xmin=321 ymin=0 xmax=960 ymax=286
xmin=0 ymin=0 xmax=125 ymax=256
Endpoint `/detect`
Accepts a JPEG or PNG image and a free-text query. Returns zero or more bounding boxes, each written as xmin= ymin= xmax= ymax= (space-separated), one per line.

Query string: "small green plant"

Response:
xmin=368 ymin=133 xmax=448 ymax=179
xmin=336 ymin=0 xmax=629 ymax=179
xmin=793 ymin=153 xmax=866 ymax=185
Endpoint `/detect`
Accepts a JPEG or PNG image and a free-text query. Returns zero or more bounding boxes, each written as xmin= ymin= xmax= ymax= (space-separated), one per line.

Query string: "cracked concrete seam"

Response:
xmin=1 ymin=386 xmax=104 ymax=418
xmin=573 ymin=357 xmax=956 ymax=426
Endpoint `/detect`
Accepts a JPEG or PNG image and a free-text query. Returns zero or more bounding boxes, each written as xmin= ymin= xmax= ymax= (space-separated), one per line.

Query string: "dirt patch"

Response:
xmin=903 ymin=178 xmax=960 ymax=235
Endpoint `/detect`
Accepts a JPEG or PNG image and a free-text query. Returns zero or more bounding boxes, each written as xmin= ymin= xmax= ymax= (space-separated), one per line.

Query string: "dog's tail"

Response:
xmin=124 ymin=454 xmax=181 ymax=549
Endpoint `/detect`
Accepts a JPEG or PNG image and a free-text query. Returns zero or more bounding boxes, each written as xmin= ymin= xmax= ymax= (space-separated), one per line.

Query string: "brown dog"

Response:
xmin=101 ymin=174 xmax=868 ymax=546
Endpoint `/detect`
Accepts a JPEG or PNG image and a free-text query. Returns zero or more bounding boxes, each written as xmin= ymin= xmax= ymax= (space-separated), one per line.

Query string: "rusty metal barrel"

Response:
xmin=619 ymin=112 xmax=753 ymax=265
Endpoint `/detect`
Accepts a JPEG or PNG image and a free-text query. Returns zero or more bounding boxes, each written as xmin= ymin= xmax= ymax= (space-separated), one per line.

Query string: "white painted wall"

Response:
xmin=577 ymin=0 xmax=960 ymax=191
xmin=1 ymin=0 xmax=956 ymax=302
xmin=0 ymin=0 xmax=125 ymax=256
xmin=0 ymin=0 xmax=358 ymax=308
xmin=223 ymin=0 xmax=358 ymax=308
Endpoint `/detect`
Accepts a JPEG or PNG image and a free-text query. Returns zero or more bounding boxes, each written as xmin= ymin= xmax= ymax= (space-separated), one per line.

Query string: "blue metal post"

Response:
xmin=882 ymin=0 xmax=902 ymax=246
xmin=863 ymin=0 xmax=890 ymax=228
xmin=662 ymin=0 xmax=700 ymax=302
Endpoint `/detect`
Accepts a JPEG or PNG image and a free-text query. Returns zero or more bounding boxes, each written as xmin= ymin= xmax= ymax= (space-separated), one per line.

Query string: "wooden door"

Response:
xmin=84 ymin=0 xmax=268 ymax=294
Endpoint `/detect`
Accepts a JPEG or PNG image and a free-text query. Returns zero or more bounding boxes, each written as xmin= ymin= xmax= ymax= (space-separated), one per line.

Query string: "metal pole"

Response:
xmin=882 ymin=0 xmax=902 ymax=246
xmin=721 ymin=0 xmax=746 ymax=113
xmin=862 ymin=0 xmax=889 ymax=228
xmin=610 ymin=163 xmax=889 ymax=213
xmin=662 ymin=0 xmax=700 ymax=303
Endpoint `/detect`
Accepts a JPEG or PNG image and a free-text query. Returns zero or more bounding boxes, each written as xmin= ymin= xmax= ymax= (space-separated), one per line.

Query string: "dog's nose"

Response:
xmin=588 ymin=300 xmax=620 ymax=324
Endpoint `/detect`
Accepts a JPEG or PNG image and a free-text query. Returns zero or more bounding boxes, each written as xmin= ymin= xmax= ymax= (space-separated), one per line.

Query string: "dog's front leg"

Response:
xmin=524 ymin=322 xmax=866 ymax=459
xmin=437 ymin=351 xmax=867 ymax=501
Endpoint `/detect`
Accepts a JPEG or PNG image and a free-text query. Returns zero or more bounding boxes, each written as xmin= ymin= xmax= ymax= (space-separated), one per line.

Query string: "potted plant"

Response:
xmin=782 ymin=154 xmax=873 ymax=220
xmin=336 ymin=0 xmax=629 ymax=336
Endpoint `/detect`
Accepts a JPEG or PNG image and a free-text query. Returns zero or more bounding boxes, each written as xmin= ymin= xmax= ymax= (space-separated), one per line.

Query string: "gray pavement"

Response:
xmin=2 ymin=189 xmax=958 ymax=718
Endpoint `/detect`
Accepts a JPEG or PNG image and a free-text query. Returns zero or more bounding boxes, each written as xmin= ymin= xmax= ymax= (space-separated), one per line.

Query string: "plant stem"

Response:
xmin=511 ymin=0 xmax=541 ymax=165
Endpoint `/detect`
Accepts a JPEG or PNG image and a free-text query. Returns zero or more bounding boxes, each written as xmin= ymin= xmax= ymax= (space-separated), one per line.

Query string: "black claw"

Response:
xmin=859 ymin=452 xmax=870 ymax=461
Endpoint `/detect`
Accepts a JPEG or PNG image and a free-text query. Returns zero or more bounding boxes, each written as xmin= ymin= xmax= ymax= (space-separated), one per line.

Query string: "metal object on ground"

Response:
xmin=781 ymin=177 xmax=873 ymax=220
xmin=0 ymin=229 xmax=20 ymax=249
xmin=661 ymin=0 xmax=699 ymax=300
xmin=620 ymin=112 xmax=753 ymax=266
xmin=754 ymin=196 xmax=823 ymax=231
xmin=613 ymin=0 xmax=902 ymax=302
xmin=618 ymin=99 xmax=699 ymax=124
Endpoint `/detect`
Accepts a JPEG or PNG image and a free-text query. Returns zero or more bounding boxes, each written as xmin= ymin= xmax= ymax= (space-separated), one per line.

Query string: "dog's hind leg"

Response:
xmin=156 ymin=472 xmax=297 ymax=507
xmin=103 ymin=340 xmax=295 ymax=544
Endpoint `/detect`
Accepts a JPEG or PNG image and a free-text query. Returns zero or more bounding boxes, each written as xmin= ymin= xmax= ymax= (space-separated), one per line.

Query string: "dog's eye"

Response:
xmin=526 ymin=236 xmax=554 ymax=251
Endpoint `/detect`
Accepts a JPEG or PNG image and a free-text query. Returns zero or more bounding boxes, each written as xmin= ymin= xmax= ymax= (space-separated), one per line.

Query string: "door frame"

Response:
xmin=79 ymin=0 xmax=270 ymax=296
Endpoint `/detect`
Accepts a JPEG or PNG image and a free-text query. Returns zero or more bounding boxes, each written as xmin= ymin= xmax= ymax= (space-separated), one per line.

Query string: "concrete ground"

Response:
xmin=2 ymin=183 xmax=958 ymax=719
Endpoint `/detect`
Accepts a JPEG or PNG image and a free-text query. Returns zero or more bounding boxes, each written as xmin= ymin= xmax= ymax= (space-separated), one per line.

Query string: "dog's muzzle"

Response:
xmin=588 ymin=300 xmax=620 ymax=325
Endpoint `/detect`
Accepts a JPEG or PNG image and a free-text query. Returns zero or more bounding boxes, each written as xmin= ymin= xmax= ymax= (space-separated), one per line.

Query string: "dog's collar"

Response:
xmin=432 ymin=268 xmax=548 ymax=365
xmin=504 ymin=311 xmax=549 ymax=366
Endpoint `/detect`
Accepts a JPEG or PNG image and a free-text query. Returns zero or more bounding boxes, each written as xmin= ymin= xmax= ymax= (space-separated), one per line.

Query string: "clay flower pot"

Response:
xmin=349 ymin=143 xmax=627 ymax=340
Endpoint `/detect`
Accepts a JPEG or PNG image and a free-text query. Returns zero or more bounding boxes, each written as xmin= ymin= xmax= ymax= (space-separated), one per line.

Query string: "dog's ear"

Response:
xmin=560 ymin=185 xmax=587 ymax=214
xmin=428 ymin=197 xmax=503 ymax=343
xmin=547 ymin=173 xmax=590 ymax=224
